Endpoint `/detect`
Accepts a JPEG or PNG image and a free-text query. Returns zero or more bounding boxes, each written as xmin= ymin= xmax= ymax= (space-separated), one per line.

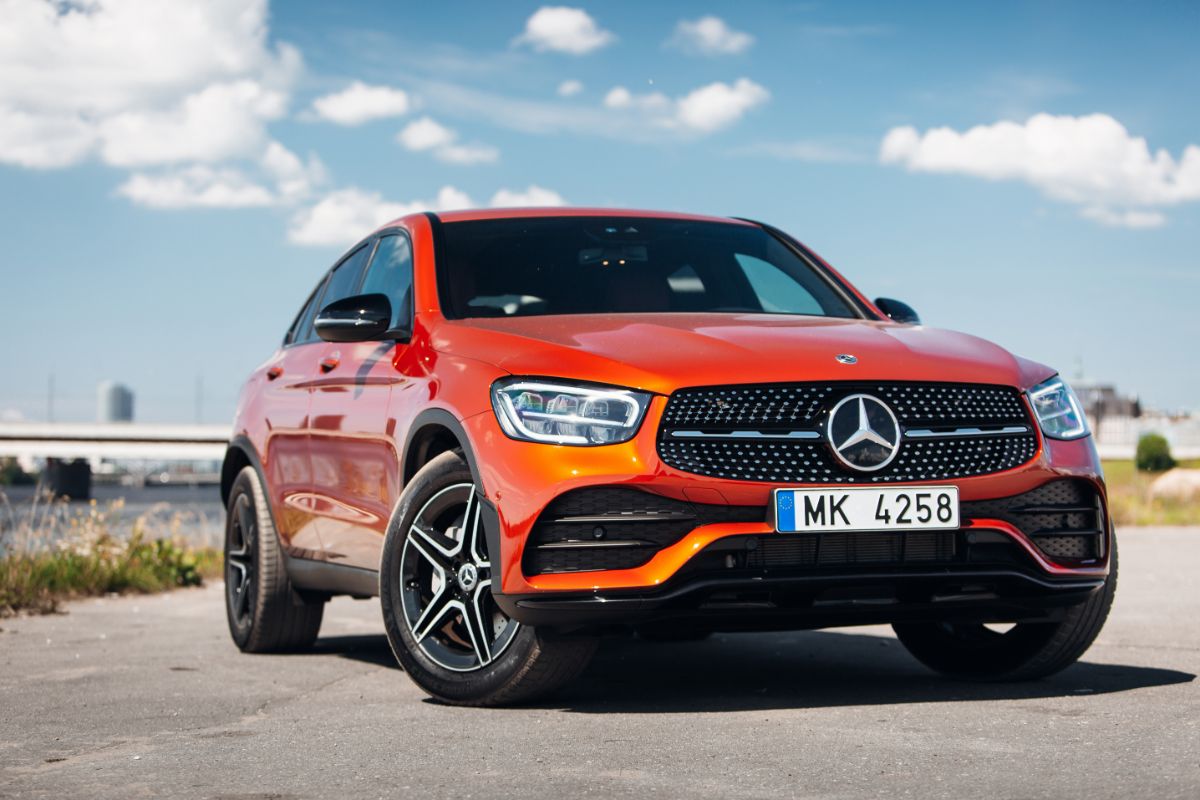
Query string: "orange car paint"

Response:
xmin=229 ymin=209 xmax=1110 ymax=597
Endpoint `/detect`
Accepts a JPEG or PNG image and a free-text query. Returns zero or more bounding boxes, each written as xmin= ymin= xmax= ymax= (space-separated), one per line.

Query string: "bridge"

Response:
xmin=0 ymin=422 xmax=231 ymax=461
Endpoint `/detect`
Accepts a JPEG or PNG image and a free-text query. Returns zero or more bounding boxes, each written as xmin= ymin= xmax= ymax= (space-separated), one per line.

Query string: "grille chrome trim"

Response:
xmin=905 ymin=425 xmax=1031 ymax=439
xmin=535 ymin=540 xmax=650 ymax=550
xmin=552 ymin=512 xmax=696 ymax=523
xmin=669 ymin=430 xmax=822 ymax=441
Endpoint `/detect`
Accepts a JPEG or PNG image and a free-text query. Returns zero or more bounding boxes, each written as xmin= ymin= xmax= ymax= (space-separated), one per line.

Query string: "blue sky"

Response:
xmin=1 ymin=0 xmax=1197 ymax=423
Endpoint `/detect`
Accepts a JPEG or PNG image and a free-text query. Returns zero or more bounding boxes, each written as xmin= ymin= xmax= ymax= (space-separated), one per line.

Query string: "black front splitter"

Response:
xmin=494 ymin=568 xmax=1106 ymax=632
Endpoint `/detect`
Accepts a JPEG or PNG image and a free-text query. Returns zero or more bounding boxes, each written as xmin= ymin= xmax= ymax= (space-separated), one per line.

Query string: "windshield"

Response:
xmin=437 ymin=217 xmax=861 ymax=320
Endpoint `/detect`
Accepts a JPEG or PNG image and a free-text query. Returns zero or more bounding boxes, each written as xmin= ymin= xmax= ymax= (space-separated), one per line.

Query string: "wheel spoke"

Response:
xmin=461 ymin=491 xmax=489 ymax=569
xmin=411 ymin=586 xmax=456 ymax=642
xmin=236 ymin=575 xmax=252 ymax=616
xmin=463 ymin=580 xmax=494 ymax=666
xmin=408 ymin=524 xmax=456 ymax=571
xmin=234 ymin=494 xmax=255 ymax=548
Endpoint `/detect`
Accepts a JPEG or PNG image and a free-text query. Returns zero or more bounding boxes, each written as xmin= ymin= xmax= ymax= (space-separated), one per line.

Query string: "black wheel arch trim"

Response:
xmin=399 ymin=407 xmax=502 ymax=577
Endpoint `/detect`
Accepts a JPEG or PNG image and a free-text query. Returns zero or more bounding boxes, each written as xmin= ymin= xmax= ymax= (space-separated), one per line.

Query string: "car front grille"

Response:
xmin=657 ymin=381 xmax=1039 ymax=483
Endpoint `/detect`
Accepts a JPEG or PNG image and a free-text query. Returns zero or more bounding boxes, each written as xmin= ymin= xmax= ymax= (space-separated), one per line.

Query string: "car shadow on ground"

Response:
xmin=314 ymin=630 xmax=1194 ymax=713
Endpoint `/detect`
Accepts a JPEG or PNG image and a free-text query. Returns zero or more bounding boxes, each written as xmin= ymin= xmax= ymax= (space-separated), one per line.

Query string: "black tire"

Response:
xmin=894 ymin=535 xmax=1118 ymax=681
xmin=380 ymin=450 xmax=596 ymax=706
xmin=224 ymin=466 xmax=324 ymax=653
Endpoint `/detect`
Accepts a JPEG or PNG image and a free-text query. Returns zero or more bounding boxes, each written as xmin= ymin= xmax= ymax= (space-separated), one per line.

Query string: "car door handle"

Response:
xmin=320 ymin=354 xmax=340 ymax=373
xmin=266 ymin=366 xmax=283 ymax=381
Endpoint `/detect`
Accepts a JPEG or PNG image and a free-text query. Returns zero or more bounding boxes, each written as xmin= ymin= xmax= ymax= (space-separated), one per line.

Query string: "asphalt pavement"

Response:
xmin=1 ymin=528 xmax=1197 ymax=799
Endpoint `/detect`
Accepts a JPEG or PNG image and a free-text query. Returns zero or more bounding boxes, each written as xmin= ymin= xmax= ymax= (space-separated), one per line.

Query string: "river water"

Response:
xmin=1 ymin=484 xmax=225 ymax=552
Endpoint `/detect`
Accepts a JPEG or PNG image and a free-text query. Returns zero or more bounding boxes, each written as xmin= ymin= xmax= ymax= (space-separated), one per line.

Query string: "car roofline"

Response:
xmin=376 ymin=206 xmax=758 ymax=234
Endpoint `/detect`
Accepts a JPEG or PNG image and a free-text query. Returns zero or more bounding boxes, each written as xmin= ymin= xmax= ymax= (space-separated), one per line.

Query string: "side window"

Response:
xmin=360 ymin=233 xmax=414 ymax=329
xmin=322 ymin=243 xmax=373 ymax=307
xmin=285 ymin=285 xmax=320 ymax=345
xmin=735 ymin=254 xmax=822 ymax=315
xmin=295 ymin=244 xmax=372 ymax=345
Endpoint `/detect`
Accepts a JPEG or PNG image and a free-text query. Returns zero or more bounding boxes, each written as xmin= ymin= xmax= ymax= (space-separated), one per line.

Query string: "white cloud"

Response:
xmin=397 ymin=116 xmax=498 ymax=165
xmin=310 ymin=81 xmax=410 ymax=126
xmin=397 ymin=117 xmax=457 ymax=151
xmin=118 ymin=141 xmax=326 ymax=210
xmin=436 ymin=143 xmax=500 ymax=165
xmin=0 ymin=0 xmax=300 ymax=169
xmin=288 ymin=186 xmax=475 ymax=247
xmin=674 ymin=78 xmax=769 ymax=132
xmin=1080 ymin=207 xmax=1166 ymax=229
xmin=880 ymin=113 xmax=1200 ymax=228
xmin=116 ymin=165 xmax=275 ymax=209
xmin=289 ymin=183 xmax=570 ymax=246
xmin=601 ymin=78 xmax=767 ymax=133
xmin=668 ymin=16 xmax=754 ymax=56
xmin=514 ymin=7 xmax=615 ymax=55
xmin=557 ymin=79 xmax=584 ymax=97
xmin=98 ymin=80 xmax=287 ymax=167
xmin=489 ymin=185 xmax=568 ymax=207
xmin=0 ymin=106 xmax=96 ymax=168
xmin=260 ymin=141 xmax=328 ymax=203
xmin=603 ymin=87 xmax=632 ymax=109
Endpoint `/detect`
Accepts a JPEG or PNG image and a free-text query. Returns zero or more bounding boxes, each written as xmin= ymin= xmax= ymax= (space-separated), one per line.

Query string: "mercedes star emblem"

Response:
xmin=827 ymin=393 xmax=901 ymax=472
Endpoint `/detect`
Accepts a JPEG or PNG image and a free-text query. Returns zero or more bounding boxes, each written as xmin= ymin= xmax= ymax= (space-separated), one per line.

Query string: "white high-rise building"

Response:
xmin=97 ymin=381 xmax=134 ymax=423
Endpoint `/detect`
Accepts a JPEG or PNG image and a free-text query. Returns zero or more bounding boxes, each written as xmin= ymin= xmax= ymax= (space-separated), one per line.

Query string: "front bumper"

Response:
xmin=462 ymin=399 xmax=1112 ymax=602
xmin=495 ymin=566 xmax=1105 ymax=630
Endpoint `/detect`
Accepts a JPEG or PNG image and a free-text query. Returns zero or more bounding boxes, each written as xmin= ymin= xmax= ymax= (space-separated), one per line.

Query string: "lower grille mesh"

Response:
xmin=524 ymin=487 xmax=763 ymax=575
xmin=961 ymin=479 xmax=1105 ymax=562
xmin=747 ymin=531 xmax=957 ymax=569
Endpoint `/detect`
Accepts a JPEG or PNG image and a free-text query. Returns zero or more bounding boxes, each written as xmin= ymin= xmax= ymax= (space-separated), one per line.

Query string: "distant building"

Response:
xmin=97 ymin=381 xmax=134 ymax=423
xmin=1075 ymin=382 xmax=1140 ymax=427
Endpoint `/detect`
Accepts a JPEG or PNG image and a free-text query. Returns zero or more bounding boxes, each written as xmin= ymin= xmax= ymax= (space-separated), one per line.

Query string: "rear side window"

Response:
xmin=284 ymin=285 xmax=321 ymax=346
xmin=290 ymin=243 xmax=372 ymax=345
xmin=321 ymin=244 xmax=372 ymax=308
xmin=360 ymin=233 xmax=414 ymax=329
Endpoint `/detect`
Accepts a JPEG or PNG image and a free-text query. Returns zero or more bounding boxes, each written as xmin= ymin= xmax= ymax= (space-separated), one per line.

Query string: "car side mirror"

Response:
xmin=875 ymin=297 xmax=921 ymax=325
xmin=314 ymin=293 xmax=394 ymax=342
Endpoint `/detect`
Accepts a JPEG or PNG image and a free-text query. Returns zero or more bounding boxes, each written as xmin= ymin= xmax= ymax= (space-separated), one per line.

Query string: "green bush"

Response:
xmin=1135 ymin=433 xmax=1176 ymax=473
xmin=0 ymin=458 xmax=35 ymax=486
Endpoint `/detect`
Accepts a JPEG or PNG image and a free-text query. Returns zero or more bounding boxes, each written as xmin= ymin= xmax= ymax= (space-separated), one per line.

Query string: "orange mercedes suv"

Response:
xmin=221 ymin=208 xmax=1115 ymax=705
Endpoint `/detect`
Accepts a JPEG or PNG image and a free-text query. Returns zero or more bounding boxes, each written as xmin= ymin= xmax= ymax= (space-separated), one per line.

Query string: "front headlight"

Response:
xmin=491 ymin=378 xmax=652 ymax=445
xmin=1027 ymin=376 xmax=1089 ymax=440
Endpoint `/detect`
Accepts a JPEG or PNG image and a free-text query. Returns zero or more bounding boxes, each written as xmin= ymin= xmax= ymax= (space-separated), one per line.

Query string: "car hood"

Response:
xmin=438 ymin=313 xmax=1055 ymax=396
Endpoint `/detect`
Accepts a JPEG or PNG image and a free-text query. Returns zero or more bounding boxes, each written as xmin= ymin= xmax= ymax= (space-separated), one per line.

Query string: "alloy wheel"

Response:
xmin=226 ymin=492 xmax=257 ymax=627
xmin=400 ymin=483 xmax=519 ymax=672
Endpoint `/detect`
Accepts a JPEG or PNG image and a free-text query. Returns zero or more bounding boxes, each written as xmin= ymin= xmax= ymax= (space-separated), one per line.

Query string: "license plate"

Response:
xmin=774 ymin=486 xmax=960 ymax=533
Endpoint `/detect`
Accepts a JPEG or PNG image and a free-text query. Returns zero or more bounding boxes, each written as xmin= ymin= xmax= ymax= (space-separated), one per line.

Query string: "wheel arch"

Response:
xmin=221 ymin=436 xmax=273 ymax=526
xmin=401 ymin=409 xmax=486 ymax=494
xmin=400 ymin=409 xmax=501 ymax=571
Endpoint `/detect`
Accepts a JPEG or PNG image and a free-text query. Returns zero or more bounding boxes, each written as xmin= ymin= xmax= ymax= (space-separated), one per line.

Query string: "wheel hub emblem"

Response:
xmin=456 ymin=563 xmax=479 ymax=592
xmin=827 ymin=393 xmax=901 ymax=472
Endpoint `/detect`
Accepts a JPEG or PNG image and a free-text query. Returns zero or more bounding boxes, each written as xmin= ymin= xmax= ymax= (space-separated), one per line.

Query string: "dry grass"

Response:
xmin=1103 ymin=460 xmax=1200 ymax=527
xmin=0 ymin=490 xmax=222 ymax=617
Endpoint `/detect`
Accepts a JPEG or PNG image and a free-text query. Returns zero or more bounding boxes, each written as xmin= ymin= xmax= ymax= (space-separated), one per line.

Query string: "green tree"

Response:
xmin=1135 ymin=433 xmax=1176 ymax=473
